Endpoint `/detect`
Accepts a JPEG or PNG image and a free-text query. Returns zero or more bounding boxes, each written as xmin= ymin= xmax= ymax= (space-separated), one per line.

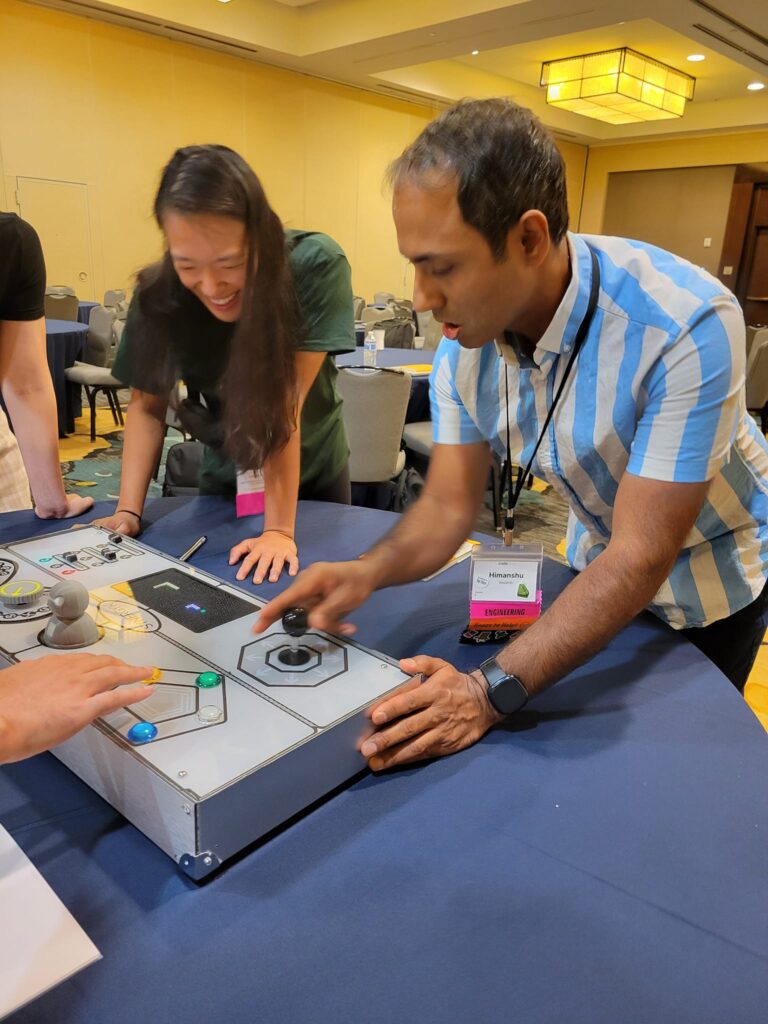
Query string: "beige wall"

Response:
xmin=580 ymin=131 xmax=768 ymax=233
xmin=0 ymin=0 xmax=591 ymax=304
xmin=601 ymin=166 xmax=736 ymax=275
xmin=0 ymin=0 xmax=438 ymax=301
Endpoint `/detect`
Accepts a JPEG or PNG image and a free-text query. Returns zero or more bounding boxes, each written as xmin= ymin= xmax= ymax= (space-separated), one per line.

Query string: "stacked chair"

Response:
xmin=64 ymin=305 xmax=125 ymax=441
xmin=44 ymin=286 xmax=79 ymax=321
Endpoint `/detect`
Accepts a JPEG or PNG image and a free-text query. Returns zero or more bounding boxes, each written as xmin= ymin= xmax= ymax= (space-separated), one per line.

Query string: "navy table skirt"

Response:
xmin=1 ymin=497 xmax=767 ymax=1023
xmin=76 ymin=300 xmax=99 ymax=325
xmin=45 ymin=318 xmax=87 ymax=435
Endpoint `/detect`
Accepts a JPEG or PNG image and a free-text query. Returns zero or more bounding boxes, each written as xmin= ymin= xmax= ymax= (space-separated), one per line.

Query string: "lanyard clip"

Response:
xmin=502 ymin=512 xmax=515 ymax=547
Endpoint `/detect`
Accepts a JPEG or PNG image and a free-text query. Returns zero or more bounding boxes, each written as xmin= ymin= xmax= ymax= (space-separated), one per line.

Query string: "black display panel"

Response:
xmin=125 ymin=569 xmax=254 ymax=633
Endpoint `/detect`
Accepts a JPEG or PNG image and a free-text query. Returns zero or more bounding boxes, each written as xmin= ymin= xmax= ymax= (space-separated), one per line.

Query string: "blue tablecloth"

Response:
xmin=76 ymin=300 xmax=99 ymax=325
xmin=1 ymin=497 xmax=767 ymax=1023
xmin=337 ymin=348 xmax=434 ymax=422
xmin=45 ymin=318 xmax=87 ymax=435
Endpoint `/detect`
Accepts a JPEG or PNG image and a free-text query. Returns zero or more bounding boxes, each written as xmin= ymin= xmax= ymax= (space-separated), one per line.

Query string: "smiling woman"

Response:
xmin=90 ymin=145 xmax=356 ymax=585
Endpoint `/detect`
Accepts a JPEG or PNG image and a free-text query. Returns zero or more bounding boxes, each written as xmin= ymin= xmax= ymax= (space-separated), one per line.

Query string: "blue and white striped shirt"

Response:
xmin=430 ymin=232 xmax=768 ymax=629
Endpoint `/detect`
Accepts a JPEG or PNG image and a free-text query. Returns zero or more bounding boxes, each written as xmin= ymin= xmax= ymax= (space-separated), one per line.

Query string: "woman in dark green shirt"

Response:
xmin=95 ymin=145 xmax=355 ymax=583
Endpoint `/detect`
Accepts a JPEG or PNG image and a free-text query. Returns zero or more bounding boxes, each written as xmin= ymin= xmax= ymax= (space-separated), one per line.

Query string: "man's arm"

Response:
xmin=90 ymin=388 xmax=167 ymax=536
xmin=254 ymin=440 xmax=491 ymax=632
xmin=360 ymin=471 xmax=710 ymax=770
xmin=230 ymin=350 xmax=326 ymax=584
xmin=0 ymin=318 xmax=92 ymax=518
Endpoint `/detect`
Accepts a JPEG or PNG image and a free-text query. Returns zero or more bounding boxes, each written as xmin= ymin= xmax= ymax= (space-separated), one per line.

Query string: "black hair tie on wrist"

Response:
xmin=116 ymin=508 xmax=142 ymax=524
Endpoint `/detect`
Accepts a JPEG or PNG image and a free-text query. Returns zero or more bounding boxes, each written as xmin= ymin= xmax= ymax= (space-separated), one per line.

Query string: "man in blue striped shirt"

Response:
xmin=258 ymin=98 xmax=768 ymax=771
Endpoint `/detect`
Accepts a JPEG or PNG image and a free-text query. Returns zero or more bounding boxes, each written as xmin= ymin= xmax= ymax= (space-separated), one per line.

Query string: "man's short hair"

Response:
xmin=389 ymin=98 xmax=569 ymax=258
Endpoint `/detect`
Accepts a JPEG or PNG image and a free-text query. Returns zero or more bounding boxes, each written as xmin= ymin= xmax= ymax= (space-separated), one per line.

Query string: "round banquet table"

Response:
xmin=0 ymin=496 xmax=766 ymax=1024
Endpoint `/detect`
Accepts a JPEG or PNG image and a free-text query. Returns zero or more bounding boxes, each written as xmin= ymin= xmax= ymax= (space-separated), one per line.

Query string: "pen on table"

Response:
xmin=179 ymin=536 xmax=207 ymax=562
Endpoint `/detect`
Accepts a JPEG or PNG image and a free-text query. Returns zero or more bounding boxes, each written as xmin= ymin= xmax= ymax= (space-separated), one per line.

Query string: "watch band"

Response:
xmin=477 ymin=656 xmax=529 ymax=716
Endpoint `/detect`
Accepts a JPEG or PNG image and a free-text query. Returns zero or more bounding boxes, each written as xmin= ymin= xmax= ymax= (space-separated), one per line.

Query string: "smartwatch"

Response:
xmin=477 ymin=656 xmax=529 ymax=716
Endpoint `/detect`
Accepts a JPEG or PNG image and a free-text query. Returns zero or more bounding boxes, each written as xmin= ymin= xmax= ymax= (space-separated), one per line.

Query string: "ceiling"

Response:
xmin=29 ymin=0 xmax=768 ymax=144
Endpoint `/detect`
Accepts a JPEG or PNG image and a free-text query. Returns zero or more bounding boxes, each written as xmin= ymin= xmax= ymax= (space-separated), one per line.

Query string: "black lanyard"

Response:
xmin=501 ymin=247 xmax=600 ymax=545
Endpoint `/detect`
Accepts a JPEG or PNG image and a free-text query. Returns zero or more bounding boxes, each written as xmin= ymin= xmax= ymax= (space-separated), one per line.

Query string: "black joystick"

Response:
xmin=278 ymin=607 xmax=311 ymax=667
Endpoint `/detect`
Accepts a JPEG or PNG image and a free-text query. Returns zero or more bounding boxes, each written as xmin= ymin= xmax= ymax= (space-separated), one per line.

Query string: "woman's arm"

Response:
xmin=90 ymin=388 xmax=168 ymax=536
xmin=230 ymin=351 xmax=326 ymax=583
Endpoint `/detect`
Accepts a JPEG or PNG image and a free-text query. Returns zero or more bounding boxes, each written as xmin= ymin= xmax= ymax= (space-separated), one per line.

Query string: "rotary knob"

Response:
xmin=0 ymin=580 xmax=44 ymax=607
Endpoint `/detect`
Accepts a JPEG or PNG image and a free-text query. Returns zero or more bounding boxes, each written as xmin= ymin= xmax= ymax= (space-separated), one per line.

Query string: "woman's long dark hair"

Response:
xmin=135 ymin=144 xmax=300 ymax=471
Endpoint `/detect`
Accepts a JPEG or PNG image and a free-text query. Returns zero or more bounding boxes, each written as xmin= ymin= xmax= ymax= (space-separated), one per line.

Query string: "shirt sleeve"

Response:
xmin=627 ymin=295 xmax=745 ymax=483
xmin=111 ymin=294 xmax=169 ymax=395
xmin=430 ymin=339 xmax=486 ymax=445
xmin=0 ymin=219 xmax=46 ymax=321
xmin=290 ymin=235 xmax=355 ymax=355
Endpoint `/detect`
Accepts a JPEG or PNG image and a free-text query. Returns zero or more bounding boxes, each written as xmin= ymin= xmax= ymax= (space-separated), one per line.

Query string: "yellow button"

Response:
xmin=143 ymin=667 xmax=163 ymax=685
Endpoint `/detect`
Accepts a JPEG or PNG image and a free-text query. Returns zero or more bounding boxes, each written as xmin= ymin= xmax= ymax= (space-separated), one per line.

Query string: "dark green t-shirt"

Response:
xmin=113 ymin=229 xmax=355 ymax=494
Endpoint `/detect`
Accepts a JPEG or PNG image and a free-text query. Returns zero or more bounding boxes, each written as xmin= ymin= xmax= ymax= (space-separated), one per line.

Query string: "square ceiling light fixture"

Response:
xmin=541 ymin=48 xmax=695 ymax=124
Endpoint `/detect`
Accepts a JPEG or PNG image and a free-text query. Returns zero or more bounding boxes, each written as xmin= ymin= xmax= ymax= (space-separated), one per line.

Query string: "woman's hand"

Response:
xmin=88 ymin=510 xmax=142 ymax=537
xmin=229 ymin=531 xmax=299 ymax=584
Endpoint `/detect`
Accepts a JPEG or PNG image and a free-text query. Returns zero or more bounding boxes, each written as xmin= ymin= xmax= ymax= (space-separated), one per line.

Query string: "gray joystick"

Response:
xmin=279 ymin=607 xmax=311 ymax=667
xmin=42 ymin=580 xmax=101 ymax=649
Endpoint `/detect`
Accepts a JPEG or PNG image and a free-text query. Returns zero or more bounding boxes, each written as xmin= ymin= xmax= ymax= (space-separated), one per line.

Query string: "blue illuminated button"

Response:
xmin=127 ymin=722 xmax=158 ymax=744
xmin=196 ymin=671 xmax=222 ymax=689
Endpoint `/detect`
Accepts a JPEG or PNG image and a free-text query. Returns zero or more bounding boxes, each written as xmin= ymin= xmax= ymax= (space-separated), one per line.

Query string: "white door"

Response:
xmin=16 ymin=177 xmax=95 ymax=300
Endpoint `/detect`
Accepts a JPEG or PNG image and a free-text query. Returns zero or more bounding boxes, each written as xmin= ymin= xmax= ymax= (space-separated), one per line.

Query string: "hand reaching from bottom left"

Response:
xmin=0 ymin=654 xmax=154 ymax=764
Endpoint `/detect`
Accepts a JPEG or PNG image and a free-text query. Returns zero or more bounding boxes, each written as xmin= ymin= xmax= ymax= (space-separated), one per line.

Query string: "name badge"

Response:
xmin=469 ymin=542 xmax=543 ymax=631
xmin=235 ymin=468 xmax=265 ymax=518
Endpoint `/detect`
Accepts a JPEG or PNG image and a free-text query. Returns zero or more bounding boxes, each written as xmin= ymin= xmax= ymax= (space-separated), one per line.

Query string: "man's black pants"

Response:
xmin=681 ymin=578 xmax=768 ymax=692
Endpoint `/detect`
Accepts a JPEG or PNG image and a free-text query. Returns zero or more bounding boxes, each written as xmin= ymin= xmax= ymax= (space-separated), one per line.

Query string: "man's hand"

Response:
xmin=253 ymin=559 xmax=378 ymax=635
xmin=88 ymin=510 xmax=141 ymax=537
xmin=35 ymin=494 xmax=94 ymax=520
xmin=230 ymin=531 xmax=299 ymax=585
xmin=0 ymin=654 xmax=155 ymax=764
xmin=359 ymin=655 xmax=504 ymax=771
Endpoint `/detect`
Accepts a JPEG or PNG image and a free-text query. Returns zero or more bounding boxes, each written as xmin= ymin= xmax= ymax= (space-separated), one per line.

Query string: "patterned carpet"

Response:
xmin=59 ymin=401 xmax=768 ymax=731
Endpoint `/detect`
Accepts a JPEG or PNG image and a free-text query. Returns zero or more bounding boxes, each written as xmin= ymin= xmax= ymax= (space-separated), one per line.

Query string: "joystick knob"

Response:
xmin=278 ymin=607 xmax=311 ymax=668
xmin=282 ymin=607 xmax=309 ymax=638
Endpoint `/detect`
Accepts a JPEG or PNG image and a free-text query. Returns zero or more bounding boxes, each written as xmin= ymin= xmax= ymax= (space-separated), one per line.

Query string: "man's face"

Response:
xmin=393 ymin=174 xmax=542 ymax=348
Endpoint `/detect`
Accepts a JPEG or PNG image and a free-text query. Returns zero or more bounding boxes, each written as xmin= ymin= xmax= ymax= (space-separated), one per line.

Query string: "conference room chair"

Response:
xmin=336 ymin=366 xmax=411 ymax=504
xmin=352 ymin=296 xmax=366 ymax=320
xmin=64 ymin=304 xmax=125 ymax=441
xmin=360 ymin=305 xmax=389 ymax=327
xmin=44 ymin=292 xmax=79 ymax=321
xmin=415 ymin=309 xmax=445 ymax=350
xmin=746 ymin=329 xmax=768 ymax=434
xmin=103 ymin=288 xmax=126 ymax=308
xmin=402 ymin=419 xmax=502 ymax=529
xmin=373 ymin=291 xmax=396 ymax=305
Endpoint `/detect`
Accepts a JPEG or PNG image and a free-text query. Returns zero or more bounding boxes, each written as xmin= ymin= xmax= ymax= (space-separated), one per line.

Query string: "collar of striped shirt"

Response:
xmin=496 ymin=233 xmax=597 ymax=369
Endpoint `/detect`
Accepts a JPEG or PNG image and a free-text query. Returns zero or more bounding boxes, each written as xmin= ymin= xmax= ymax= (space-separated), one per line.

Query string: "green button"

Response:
xmin=196 ymin=671 xmax=223 ymax=689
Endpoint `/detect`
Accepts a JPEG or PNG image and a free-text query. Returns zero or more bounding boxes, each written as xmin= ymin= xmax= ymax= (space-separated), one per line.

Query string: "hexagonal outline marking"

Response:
xmin=238 ymin=631 xmax=348 ymax=687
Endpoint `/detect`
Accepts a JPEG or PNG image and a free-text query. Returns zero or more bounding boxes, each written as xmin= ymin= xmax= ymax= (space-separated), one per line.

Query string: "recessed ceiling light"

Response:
xmin=747 ymin=81 xmax=765 ymax=91
xmin=471 ymin=50 xmax=479 ymax=56
xmin=217 ymin=1 xmax=233 ymax=5
xmin=687 ymin=54 xmax=706 ymax=62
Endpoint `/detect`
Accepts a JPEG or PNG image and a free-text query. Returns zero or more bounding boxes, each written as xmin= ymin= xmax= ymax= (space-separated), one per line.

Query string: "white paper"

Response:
xmin=0 ymin=823 xmax=101 ymax=1019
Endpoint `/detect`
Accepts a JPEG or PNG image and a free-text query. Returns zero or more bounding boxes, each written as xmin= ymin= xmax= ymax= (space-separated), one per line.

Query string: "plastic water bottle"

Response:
xmin=363 ymin=330 xmax=378 ymax=367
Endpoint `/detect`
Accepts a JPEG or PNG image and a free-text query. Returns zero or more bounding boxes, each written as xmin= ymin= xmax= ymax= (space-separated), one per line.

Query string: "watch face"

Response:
xmin=481 ymin=658 xmax=528 ymax=715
